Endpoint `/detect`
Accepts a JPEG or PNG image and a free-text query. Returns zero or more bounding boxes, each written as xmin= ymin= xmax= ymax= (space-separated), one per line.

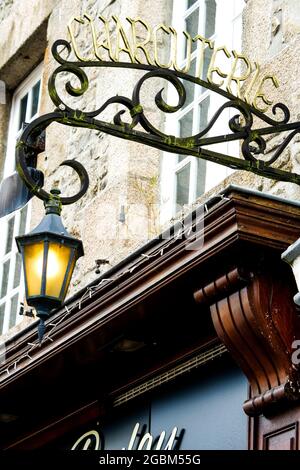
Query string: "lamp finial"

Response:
xmin=44 ymin=187 xmax=62 ymax=216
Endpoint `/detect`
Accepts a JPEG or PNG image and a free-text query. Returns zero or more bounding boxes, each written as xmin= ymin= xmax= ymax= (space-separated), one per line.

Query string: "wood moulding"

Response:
xmin=194 ymin=263 xmax=300 ymax=416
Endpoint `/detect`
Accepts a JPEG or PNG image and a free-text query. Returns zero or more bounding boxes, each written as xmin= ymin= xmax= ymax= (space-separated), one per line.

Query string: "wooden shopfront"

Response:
xmin=1 ymin=185 xmax=300 ymax=450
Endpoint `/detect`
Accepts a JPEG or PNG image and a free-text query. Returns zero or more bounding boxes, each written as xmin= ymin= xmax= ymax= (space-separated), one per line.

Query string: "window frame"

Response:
xmin=4 ymin=63 xmax=43 ymax=177
xmin=160 ymin=0 xmax=244 ymax=222
xmin=0 ymin=64 xmax=43 ymax=334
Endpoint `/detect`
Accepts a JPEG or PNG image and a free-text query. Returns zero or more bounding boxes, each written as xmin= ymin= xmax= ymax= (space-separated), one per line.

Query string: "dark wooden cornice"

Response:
xmin=194 ymin=264 xmax=300 ymax=415
xmin=2 ymin=187 xmax=299 ymax=376
xmin=1 ymin=185 xmax=300 ymax=446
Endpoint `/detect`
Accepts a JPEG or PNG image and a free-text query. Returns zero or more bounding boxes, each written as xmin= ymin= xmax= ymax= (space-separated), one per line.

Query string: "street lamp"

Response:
xmin=16 ymin=188 xmax=84 ymax=342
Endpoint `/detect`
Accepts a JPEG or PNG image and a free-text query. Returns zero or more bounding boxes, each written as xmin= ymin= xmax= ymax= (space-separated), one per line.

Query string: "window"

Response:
xmin=0 ymin=65 xmax=42 ymax=334
xmin=160 ymin=0 xmax=244 ymax=221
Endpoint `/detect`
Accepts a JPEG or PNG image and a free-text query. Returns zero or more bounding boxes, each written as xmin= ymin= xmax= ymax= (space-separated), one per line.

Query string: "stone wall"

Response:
xmin=0 ymin=0 xmax=14 ymax=23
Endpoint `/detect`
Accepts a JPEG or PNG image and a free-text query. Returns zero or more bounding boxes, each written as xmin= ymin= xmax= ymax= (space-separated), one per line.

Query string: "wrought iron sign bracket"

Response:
xmin=14 ymin=38 xmax=300 ymax=207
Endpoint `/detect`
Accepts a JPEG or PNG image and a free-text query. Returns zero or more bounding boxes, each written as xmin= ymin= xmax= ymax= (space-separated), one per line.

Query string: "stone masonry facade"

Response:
xmin=1 ymin=0 xmax=300 ymax=341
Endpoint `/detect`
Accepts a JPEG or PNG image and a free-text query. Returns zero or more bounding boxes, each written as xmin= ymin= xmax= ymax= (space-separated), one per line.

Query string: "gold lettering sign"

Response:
xmin=71 ymin=422 xmax=180 ymax=450
xmin=127 ymin=17 xmax=154 ymax=65
xmin=207 ymin=45 xmax=231 ymax=87
xmin=226 ymin=50 xmax=252 ymax=99
xmin=67 ymin=14 xmax=281 ymax=113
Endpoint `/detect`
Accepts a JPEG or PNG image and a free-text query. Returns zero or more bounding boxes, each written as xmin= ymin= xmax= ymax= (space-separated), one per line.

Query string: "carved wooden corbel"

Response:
xmin=194 ymin=263 xmax=300 ymax=416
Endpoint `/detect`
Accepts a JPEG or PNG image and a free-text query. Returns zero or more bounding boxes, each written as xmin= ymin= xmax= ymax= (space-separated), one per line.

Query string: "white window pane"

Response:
xmin=176 ymin=163 xmax=191 ymax=206
xmin=198 ymin=95 xmax=210 ymax=132
xmin=1 ymin=260 xmax=10 ymax=298
xmin=178 ymin=107 xmax=193 ymax=162
xmin=205 ymin=0 xmax=216 ymax=38
xmin=179 ymin=108 xmax=193 ymax=137
xmin=13 ymin=253 xmax=22 ymax=289
xmin=188 ymin=0 xmax=198 ymax=9
xmin=178 ymin=154 xmax=189 ymax=164
xmin=18 ymin=93 xmax=28 ymax=130
xmin=5 ymin=216 xmax=15 ymax=254
xmin=18 ymin=204 xmax=28 ymax=236
xmin=196 ymin=158 xmax=207 ymax=197
xmin=185 ymin=59 xmax=197 ymax=105
xmin=31 ymin=80 xmax=41 ymax=118
xmin=0 ymin=304 xmax=4 ymax=333
xmin=9 ymin=294 xmax=19 ymax=329
xmin=202 ymin=46 xmax=213 ymax=82
xmin=185 ymin=9 xmax=199 ymax=52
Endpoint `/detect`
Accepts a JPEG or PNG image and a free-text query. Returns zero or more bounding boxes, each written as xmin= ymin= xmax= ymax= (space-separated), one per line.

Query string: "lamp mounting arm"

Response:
xmin=16 ymin=114 xmax=89 ymax=205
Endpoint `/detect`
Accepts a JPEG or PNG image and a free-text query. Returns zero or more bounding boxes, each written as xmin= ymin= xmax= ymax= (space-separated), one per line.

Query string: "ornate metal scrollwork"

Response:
xmin=15 ymin=37 xmax=300 ymax=206
xmin=16 ymin=113 xmax=89 ymax=204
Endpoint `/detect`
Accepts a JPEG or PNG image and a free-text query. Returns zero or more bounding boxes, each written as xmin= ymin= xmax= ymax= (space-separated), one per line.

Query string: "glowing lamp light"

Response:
xmin=16 ymin=189 xmax=83 ymax=341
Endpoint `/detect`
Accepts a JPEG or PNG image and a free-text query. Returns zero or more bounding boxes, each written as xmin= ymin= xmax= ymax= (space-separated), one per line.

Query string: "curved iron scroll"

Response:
xmin=16 ymin=113 xmax=89 ymax=204
xmin=16 ymin=38 xmax=300 ymax=203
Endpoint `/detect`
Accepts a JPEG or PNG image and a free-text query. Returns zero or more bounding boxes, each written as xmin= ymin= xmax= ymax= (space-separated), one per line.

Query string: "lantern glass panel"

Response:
xmin=45 ymin=242 xmax=72 ymax=298
xmin=24 ymin=241 xmax=44 ymax=296
xmin=61 ymin=255 xmax=76 ymax=300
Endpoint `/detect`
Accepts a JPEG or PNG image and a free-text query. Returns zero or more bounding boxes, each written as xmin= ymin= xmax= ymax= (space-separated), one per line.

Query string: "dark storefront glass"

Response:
xmin=150 ymin=356 xmax=247 ymax=450
xmin=50 ymin=355 xmax=247 ymax=450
